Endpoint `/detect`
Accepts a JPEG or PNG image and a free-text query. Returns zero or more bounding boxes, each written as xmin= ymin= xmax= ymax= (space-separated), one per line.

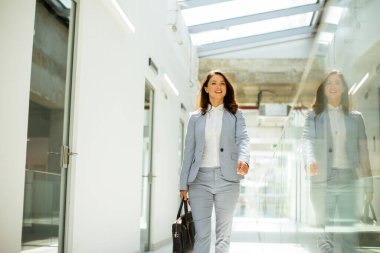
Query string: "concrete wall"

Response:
xmin=0 ymin=1 xmax=36 ymax=252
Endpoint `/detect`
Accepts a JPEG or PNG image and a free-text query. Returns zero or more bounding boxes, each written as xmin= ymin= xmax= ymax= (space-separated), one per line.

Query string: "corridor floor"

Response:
xmin=148 ymin=218 xmax=380 ymax=253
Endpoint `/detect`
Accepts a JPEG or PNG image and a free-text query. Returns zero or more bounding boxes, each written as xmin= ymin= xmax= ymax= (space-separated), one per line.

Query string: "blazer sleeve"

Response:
xmin=179 ymin=113 xmax=196 ymax=190
xmin=302 ymin=110 xmax=317 ymax=168
xmin=356 ymin=112 xmax=373 ymax=192
xmin=235 ymin=110 xmax=250 ymax=164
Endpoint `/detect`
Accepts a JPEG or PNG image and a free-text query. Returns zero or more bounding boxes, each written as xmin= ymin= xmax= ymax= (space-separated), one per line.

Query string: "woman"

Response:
xmin=302 ymin=70 xmax=373 ymax=252
xmin=179 ymin=70 xmax=250 ymax=253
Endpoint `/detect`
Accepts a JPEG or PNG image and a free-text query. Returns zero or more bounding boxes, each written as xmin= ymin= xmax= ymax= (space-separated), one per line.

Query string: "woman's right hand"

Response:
xmin=309 ymin=162 xmax=318 ymax=176
xmin=180 ymin=190 xmax=188 ymax=200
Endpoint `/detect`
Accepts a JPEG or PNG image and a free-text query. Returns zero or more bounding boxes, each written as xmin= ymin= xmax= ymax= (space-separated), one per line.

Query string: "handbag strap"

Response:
xmin=364 ymin=200 xmax=377 ymax=221
xmin=369 ymin=202 xmax=377 ymax=221
xmin=176 ymin=199 xmax=190 ymax=220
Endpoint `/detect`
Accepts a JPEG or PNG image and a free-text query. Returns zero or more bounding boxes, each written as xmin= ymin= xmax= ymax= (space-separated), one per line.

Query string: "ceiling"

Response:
xmin=178 ymin=0 xmax=328 ymax=108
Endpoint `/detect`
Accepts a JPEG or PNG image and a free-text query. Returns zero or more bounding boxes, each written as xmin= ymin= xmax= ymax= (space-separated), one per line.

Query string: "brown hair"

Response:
xmin=312 ymin=70 xmax=350 ymax=115
xmin=198 ymin=70 xmax=239 ymax=115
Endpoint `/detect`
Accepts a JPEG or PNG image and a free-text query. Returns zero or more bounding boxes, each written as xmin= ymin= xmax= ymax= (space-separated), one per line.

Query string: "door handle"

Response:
xmin=142 ymin=174 xmax=156 ymax=184
xmin=60 ymin=146 xmax=78 ymax=168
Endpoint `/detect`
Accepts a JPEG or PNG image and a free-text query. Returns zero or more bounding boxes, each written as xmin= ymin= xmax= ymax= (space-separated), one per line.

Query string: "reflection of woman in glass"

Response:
xmin=302 ymin=70 xmax=373 ymax=252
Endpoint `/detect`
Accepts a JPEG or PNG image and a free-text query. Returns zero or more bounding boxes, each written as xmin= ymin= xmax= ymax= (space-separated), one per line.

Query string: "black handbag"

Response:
xmin=359 ymin=200 xmax=380 ymax=247
xmin=172 ymin=199 xmax=195 ymax=253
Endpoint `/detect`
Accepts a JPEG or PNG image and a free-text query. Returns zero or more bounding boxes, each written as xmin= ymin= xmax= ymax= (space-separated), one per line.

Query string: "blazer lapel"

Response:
xmin=324 ymin=111 xmax=333 ymax=144
xmin=197 ymin=113 xmax=206 ymax=149
xmin=344 ymin=112 xmax=352 ymax=139
xmin=221 ymin=110 xmax=236 ymax=140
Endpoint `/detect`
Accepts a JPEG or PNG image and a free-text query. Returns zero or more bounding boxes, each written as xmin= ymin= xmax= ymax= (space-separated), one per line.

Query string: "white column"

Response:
xmin=0 ymin=1 xmax=36 ymax=252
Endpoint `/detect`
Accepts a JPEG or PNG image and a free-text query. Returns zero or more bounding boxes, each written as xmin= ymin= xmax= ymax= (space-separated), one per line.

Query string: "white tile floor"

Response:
xmin=148 ymin=242 xmax=315 ymax=253
xmin=148 ymin=219 xmax=318 ymax=253
xmin=148 ymin=239 xmax=380 ymax=253
xmin=19 ymin=218 xmax=380 ymax=253
xmin=148 ymin=218 xmax=380 ymax=253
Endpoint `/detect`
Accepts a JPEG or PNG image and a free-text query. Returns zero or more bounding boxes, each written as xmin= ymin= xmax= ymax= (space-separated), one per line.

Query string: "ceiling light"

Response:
xmin=109 ymin=0 xmax=136 ymax=33
xmin=348 ymin=82 xmax=357 ymax=95
xmin=350 ymin=73 xmax=369 ymax=95
xmin=163 ymin=73 xmax=179 ymax=96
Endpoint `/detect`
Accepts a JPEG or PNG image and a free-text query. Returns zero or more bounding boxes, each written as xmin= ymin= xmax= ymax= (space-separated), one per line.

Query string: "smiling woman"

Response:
xmin=179 ymin=70 xmax=250 ymax=253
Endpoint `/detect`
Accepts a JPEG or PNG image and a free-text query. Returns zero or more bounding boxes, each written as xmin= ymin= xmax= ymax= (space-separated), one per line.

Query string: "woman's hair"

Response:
xmin=198 ymin=70 xmax=239 ymax=115
xmin=312 ymin=69 xmax=350 ymax=115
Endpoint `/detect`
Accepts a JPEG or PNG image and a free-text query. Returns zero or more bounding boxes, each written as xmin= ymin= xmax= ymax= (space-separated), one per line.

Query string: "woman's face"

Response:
xmin=324 ymin=73 xmax=344 ymax=102
xmin=204 ymin=74 xmax=227 ymax=102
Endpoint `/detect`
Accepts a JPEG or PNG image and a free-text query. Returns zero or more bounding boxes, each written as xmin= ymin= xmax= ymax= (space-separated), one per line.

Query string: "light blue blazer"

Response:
xmin=302 ymin=109 xmax=373 ymax=190
xmin=179 ymin=109 xmax=250 ymax=190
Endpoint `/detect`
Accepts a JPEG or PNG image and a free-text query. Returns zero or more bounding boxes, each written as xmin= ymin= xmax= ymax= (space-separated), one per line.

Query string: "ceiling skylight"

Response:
xmin=181 ymin=0 xmax=317 ymax=26
xmin=178 ymin=0 xmax=324 ymax=55
xmin=191 ymin=12 xmax=314 ymax=46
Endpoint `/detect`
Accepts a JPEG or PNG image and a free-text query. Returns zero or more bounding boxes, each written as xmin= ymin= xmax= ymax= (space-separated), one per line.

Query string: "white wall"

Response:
xmin=0 ymin=0 xmax=198 ymax=252
xmin=132 ymin=0 xmax=198 ymax=248
xmin=0 ymin=1 xmax=35 ymax=252
xmin=66 ymin=0 xmax=198 ymax=252
xmin=66 ymin=0 xmax=145 ymax=252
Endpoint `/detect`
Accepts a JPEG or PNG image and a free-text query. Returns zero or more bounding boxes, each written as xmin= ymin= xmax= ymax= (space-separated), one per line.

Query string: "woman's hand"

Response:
xmin=237 ymin=161 xmax=249 ymax=175
xmin=180 ymin=190 xmax=188 ymax=200
xmin=309 ymin=161 xmax=318 ymax=176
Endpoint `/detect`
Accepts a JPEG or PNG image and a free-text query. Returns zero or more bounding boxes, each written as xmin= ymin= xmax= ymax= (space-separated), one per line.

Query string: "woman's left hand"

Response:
xmin=237 ymin=161 xmax=249 ymax=175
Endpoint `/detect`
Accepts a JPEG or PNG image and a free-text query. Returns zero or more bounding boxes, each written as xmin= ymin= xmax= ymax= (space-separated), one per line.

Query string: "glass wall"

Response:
xmin=233 ymin=0 xmax=380 ymax=251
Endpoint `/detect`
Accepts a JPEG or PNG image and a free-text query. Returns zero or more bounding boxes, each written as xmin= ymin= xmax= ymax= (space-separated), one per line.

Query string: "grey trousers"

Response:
xmin=188 ymin=167 xmax=240 ymax=253
xmin=311 ymin=168 xmax=359 ymax=253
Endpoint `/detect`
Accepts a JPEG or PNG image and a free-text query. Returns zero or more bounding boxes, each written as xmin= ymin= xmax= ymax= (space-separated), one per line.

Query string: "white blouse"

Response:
xmin=200 ymin=104 xmax=224 ymax=168
xmin=327 ymin=104 xmax=351 ymax=169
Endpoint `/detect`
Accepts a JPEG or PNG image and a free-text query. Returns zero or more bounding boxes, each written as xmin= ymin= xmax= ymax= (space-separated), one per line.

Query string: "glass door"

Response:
xmin=140 ymin=82 xmax=155 ymax=252
xmin=21 ymin=1 xmax=75 ymax=252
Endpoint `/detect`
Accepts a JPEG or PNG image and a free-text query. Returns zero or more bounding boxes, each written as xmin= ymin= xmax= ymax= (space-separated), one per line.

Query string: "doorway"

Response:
xmin=21 ymin=1 xmax=76 ymax=252
xmin=140 ymin=82 xmax=155 ymax=252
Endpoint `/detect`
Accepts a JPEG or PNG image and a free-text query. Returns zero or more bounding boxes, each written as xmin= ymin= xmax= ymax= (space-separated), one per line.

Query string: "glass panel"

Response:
xmin=191 ymin=12 xmax=313 ymax=45
xmin=181 ymin=0 xmax=317 ymax=26
xmin=22 ymin=1 xmax=74 ymax=252
xmin=234 ymin=112 xmax=299 ymax=229
xmin=140 ymin=82 xmax=154 ymax=252
xmin=232 ymin=1 xmax=380 ymax=252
